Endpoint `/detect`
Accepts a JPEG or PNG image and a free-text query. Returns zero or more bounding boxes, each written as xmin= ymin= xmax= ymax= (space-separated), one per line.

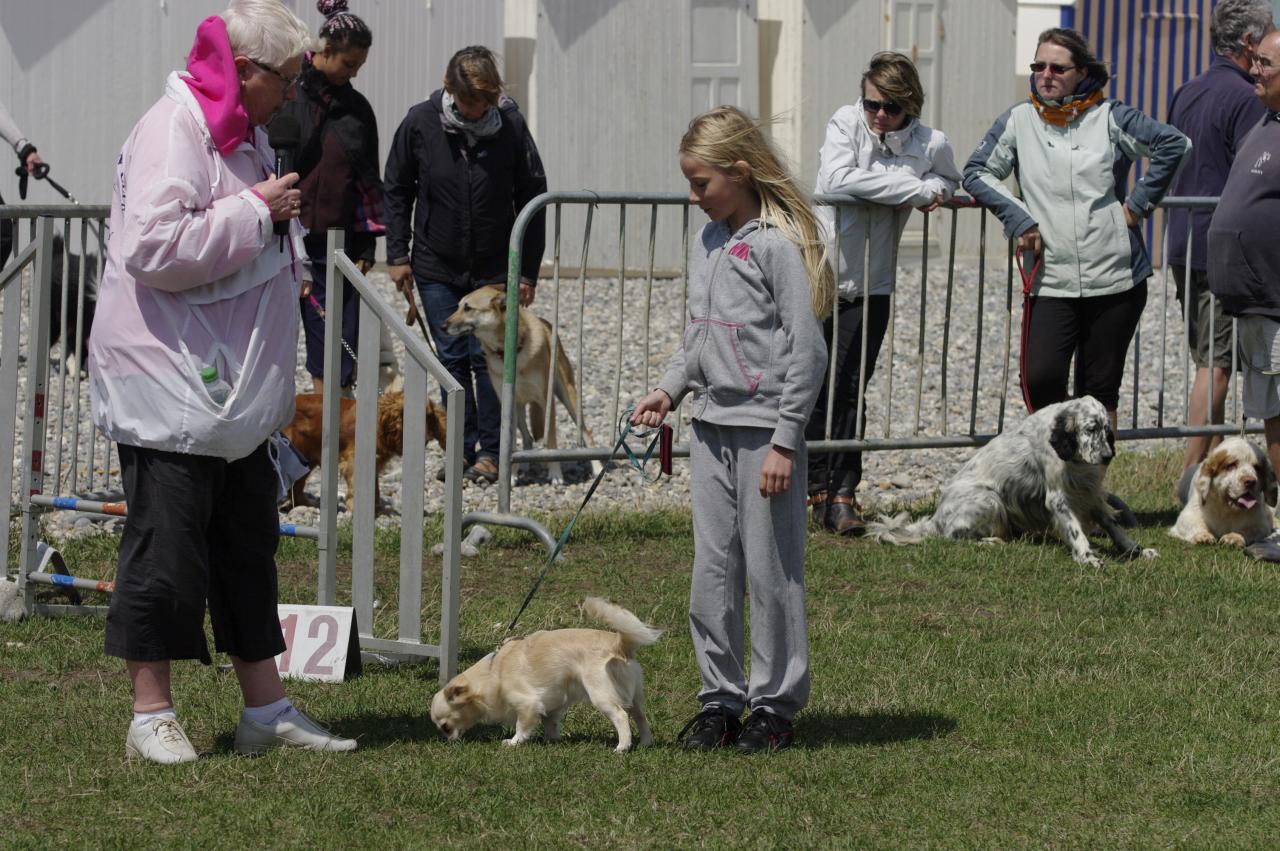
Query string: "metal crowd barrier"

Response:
xmin=478 ymin=192 xmax=1244 ymax=546
xmin=0 ymin=215 xmax=463 ymax=681
xmin=320 ymin=229 xmax=463 ymax=678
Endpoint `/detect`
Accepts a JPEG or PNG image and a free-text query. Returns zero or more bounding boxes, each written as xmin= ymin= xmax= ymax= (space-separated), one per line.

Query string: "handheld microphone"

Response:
xmin=266 ymin=114 xmax=302 ymax=246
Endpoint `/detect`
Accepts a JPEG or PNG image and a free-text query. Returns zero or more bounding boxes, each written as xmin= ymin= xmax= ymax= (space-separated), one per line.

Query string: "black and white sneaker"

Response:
xmin=677 ymin=706 xmax=742 ymax=751
xmin=733 ymin=708 xmax=794 ymax=753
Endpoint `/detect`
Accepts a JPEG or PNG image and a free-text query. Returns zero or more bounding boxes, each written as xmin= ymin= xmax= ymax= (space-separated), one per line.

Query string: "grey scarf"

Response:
xmin=440 ymin=90 xmax=504 ymax=147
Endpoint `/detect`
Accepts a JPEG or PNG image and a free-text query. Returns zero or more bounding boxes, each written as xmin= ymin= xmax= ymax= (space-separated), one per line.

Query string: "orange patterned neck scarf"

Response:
xmin=1030 ymin=88 xmax=1104 ymax=127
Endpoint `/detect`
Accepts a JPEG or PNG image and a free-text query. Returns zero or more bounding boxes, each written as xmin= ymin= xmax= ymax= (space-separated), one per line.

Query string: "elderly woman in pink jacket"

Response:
xmin=89 ymin=0 xmax=356 ymax=764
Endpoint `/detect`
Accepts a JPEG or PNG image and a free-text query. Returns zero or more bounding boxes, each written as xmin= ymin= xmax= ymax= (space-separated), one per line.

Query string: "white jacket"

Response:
xmin=89 ymin=72 xmax=307 ymax=460
xmin=816 ymin=101 xmax=961 ymax=299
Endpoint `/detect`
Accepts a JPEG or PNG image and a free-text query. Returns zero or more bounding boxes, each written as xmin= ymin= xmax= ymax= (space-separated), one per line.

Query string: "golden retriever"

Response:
xmin=281 ymin=390 xmax=447 ymax=513
xmin=442 ymin=284 xmax=600 ymax=484
xmin=1170 ymin=437 xmax=1276 ymax=547
xmin=430 ymin=598 xmax=661 ymax=752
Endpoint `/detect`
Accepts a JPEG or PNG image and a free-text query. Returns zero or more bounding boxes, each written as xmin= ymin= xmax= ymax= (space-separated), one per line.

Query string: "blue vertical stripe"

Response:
xmin=1062 ymin=5 xmax=1076 ymax=28
xmin=1109 ymin=0 xmax=1122 ymax=100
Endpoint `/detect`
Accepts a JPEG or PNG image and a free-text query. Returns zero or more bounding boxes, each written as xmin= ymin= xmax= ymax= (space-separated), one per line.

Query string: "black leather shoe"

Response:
xmin=734 ymin=708 xmax=794 ymax=753
xmin=825 ymin=495 xmax=866 ymax=537
xmin=677 ymin=707 xmax=742 ymax=751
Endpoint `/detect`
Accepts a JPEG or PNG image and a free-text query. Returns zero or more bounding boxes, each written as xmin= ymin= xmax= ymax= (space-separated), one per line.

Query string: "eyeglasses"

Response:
xmin=251 ymin=58 xmax=299 ymax=91
xmin=862 ymin=98 xmax=903 ymax=117
xmin=1030 ymin=61 xmax=1077 ymax=75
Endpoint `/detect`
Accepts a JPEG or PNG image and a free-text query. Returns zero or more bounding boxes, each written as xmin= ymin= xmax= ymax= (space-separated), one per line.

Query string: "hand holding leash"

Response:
xmin=504 ymin=407 xmax=673 ymax=635
xmin=1016 ymin=225 xmax=1042 ymax=257
xmin=631 ymin=389 xmax=672 ymax=428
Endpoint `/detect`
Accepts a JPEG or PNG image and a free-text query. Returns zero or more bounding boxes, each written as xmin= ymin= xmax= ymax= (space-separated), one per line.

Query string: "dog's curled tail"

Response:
xmin=865 ymin=512 xmax=935 ymax=545
xmin=583 ymin=597 xmax=663 ymax=657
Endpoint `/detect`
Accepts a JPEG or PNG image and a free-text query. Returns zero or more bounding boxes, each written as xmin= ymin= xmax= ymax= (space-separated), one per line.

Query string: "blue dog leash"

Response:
xmin=503 ymin=408 xmax=670 ymax=634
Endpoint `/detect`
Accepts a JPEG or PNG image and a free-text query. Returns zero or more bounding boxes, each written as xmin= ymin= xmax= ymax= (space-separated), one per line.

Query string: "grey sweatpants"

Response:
xmin=688 ymin=420 xmax=810 ymax=720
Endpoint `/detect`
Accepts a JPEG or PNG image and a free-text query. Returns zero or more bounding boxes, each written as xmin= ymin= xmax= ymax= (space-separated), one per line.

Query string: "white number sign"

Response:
xmin=274 ymin=604 xmax=361 ymax=682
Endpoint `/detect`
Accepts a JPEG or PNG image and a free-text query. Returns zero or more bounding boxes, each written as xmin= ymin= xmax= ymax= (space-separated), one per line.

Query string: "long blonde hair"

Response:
xmin=680 ymin=106 xmax=835 ymax=320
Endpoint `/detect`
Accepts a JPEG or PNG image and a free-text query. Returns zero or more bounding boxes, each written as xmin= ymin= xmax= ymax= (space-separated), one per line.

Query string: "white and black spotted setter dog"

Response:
xmin=868 ymin=396 xmax=1157 ymax=565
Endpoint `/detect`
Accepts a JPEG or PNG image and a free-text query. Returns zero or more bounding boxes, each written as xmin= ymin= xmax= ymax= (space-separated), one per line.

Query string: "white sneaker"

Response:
xmin=125 ymin=717 xmax=198 ymax=764
xmin=233 ymin=709 xmax=357 ymax=755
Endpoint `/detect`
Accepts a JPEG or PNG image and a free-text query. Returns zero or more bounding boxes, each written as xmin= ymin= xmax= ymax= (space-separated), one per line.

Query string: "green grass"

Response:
xmin=5 ymin=449 xmax=1280 ymax=848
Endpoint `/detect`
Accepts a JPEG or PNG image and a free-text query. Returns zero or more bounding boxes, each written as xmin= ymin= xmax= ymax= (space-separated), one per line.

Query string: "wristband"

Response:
xmin=16 ymin=142 xmax=36 ymax=165
xmin=389 ymin=256 xmax=410 ymax=266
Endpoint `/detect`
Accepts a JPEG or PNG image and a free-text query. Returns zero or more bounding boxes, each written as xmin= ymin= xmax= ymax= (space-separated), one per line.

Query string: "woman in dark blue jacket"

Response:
xmin=384 ymin=45 xmax=547 ymax=482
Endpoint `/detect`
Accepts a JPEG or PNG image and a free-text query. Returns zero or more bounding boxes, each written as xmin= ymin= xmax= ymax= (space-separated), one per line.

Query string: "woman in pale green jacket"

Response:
xmin=963 ymin=27 xmax=1190 ymax=426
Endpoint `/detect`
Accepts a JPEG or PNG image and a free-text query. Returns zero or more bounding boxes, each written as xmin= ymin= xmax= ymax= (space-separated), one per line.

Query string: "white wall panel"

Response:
xmin=0 ymin=0 xmax=503 ymax=229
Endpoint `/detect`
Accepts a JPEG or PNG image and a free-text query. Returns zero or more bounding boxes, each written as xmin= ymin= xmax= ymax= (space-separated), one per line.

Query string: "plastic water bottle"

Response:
xmin=201 ymin=365 xmax=231 ymax=405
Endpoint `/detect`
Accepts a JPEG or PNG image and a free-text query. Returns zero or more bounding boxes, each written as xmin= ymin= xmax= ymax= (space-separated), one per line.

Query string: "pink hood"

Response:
xmin=183 ymin=15 xmax=249 ymax=156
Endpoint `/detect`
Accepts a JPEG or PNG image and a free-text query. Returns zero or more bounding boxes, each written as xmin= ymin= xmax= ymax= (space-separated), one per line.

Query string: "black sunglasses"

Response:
xmin=862 ymin=98 xmax=903 ymax=117
xmin=250 ymin=58 xmax=299 ymax=91
xmin=1030 ymin=61 xmax=1077 ymax=75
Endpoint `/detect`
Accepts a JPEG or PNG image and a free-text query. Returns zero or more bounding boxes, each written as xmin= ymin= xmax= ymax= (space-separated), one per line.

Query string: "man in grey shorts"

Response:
xmin=1167 ymin=0 xmax=1271 ymax=485
xmin=1209 ymin=27 xmax=1280 ymax=479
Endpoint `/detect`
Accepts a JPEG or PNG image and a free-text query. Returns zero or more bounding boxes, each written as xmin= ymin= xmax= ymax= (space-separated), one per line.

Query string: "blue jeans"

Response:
xmin=300 ymin=255 xmax=359 ymax=388
xmin=417 ymin=279 xmax=500 ymax=464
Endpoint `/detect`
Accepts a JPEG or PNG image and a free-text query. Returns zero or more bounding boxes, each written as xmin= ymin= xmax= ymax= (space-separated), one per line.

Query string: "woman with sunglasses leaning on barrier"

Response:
xmin=964 ymin=29 xmax=1190 ymax=478
xmin=88 ymin=0 xmax=356 ymax=764
xmin=805 ymin=51 xmax=961 ymax=536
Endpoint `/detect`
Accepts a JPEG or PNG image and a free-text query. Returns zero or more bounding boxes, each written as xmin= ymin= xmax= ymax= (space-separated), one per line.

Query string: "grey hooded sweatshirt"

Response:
xmin=657 ymin=218 xmax=827 ymax=451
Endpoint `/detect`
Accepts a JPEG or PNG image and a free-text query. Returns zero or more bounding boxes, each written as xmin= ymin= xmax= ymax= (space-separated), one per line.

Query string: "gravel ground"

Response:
xmin=15 ymin=257 xmax=1202 ymax=543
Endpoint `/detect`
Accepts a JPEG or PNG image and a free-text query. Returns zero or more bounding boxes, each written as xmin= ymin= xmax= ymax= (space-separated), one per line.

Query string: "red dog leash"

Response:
xmin=1016 ymin=248 xmax=1044 ymax=414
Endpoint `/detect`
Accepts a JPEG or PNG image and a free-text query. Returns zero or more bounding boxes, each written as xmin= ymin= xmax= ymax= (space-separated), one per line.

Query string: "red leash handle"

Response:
xmin=1015 ymin=248 xmax=1043 ymax=297
xmin=1016 ymin=247 xmax=1044 ymax=414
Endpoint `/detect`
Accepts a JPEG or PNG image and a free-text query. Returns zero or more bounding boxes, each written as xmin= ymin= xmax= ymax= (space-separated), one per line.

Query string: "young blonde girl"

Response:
xmin=632 ymin=106 xmax=833 ymax=752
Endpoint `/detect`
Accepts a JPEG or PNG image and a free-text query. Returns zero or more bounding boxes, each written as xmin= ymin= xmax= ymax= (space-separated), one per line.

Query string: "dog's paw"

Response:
xmin=1074 ymin=551 xmax=1102 ymax=567
xmin=978 ymin=537 xmax=1005 ymax=546
xmin=614 ymin=742 xmax=633 ymax=753
xmin=1220 ymin=533 xmax=1246 ymax=548
xmin=502 ymin=736 xmax=524 ymax=747
xmin=1191 ymin=531 xmax=1216 ymax=545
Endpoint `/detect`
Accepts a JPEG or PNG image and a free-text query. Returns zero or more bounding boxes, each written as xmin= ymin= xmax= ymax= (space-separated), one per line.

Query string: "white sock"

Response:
xmin=242 ymin=697 xmax=296 ymax=726
xmin=132 ymin=707 xmax=176 ymax=728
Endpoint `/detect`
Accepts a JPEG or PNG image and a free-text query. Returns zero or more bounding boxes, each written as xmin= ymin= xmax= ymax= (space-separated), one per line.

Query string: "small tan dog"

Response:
xmin=443 ymin=285 xmax=600 ymax=484
xmin=430 ymin=598 xmax=661 ymax=752
xmin=1170 ymin=437 xmax=1277 ymax=547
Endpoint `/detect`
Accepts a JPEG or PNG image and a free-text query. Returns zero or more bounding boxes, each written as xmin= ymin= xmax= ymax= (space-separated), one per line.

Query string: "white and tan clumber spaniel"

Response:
xmin=1170 ymin=437 xmax=1276 ymax=547
xmin=868 ymin=396 xmax=1157 ymax=566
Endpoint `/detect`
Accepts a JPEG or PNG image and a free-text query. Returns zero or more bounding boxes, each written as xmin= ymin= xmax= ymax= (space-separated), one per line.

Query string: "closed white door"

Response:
xmin=886 ymin=0 xmax=942 ymax=127
xmin=690 ymin=0 xmax=758 ymax=117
